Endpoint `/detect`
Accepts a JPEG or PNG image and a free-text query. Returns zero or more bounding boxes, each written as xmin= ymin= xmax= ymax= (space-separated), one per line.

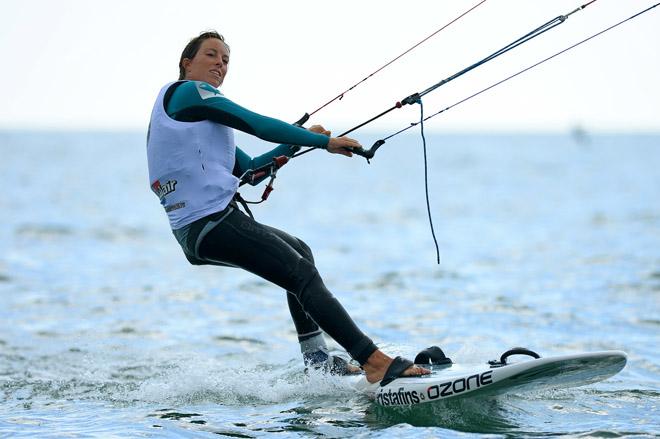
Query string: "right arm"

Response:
xmin=166 ymin=81 xmax=330 ymax=148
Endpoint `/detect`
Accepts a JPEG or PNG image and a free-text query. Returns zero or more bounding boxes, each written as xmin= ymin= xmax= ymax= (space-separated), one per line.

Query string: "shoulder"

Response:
xmin=171 ymin=81 xmax=223 ymax=101
xmin=166 ymin=81 xmax=226 ymax=114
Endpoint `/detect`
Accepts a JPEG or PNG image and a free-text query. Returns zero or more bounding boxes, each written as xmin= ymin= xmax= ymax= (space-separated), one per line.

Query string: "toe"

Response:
xmin=404 ymin=365 xmax=431 ymax=377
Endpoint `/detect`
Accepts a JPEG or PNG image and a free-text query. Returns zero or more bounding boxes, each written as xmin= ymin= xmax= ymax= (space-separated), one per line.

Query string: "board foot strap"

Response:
xmin=414 ymin=346 xmax=453 ymax=366
xmin=488 ymin=347 xmax=541 ymax=367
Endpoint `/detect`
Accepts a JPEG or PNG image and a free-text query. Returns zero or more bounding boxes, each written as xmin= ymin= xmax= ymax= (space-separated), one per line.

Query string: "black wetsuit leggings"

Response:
xmin=176 ymin=203 xmax=377 ymax=365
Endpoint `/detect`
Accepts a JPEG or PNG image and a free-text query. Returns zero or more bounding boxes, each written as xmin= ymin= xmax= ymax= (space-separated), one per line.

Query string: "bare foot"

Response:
xmin=362 ymin=349 xmax=430 ymax=384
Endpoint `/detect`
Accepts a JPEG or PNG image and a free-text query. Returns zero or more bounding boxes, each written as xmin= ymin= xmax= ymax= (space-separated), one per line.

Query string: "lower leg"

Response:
xmin=264 ymin=227 xmax=332 ymax=361
xmin=286 ymin=292 xmax=328 ymax=359
xmin=292 ymin=260 xmax=377 ymax=364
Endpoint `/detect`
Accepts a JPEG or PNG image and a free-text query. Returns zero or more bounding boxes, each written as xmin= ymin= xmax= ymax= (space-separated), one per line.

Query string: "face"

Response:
xmin=182 ymin=38 xmax=229 ymax=88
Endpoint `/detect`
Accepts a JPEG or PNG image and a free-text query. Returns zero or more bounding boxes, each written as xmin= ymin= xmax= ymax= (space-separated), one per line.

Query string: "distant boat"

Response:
xmin=570 ymin=124 xmax=590 ymax=145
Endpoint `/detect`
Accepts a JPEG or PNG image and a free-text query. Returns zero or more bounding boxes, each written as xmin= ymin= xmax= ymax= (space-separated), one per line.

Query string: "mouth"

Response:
xmin=210 ymin=70 xmax=222 ymax=81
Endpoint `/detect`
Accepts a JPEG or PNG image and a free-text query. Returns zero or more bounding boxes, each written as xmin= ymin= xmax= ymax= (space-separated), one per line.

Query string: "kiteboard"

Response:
xmin=353 ymin=347 xmax=627 ymax=407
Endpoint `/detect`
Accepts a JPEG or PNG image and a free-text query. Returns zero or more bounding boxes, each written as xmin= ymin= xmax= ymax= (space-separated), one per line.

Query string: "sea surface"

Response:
xmin=1 ymin=131 xmax=658 ymax=438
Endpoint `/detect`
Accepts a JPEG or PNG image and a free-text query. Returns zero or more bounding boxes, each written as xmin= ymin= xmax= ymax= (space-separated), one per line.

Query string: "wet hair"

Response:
xmin=178 ymin=31 xmax=230 ymax=80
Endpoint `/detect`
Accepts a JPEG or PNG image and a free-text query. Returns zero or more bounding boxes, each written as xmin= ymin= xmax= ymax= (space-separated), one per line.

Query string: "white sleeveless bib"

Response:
xmin=146 ymin=82 xmax=238 ymax=229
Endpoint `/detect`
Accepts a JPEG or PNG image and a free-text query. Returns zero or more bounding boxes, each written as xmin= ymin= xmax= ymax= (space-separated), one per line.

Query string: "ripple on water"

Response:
xmin=14 ymin=223 xmax=74 ymax=238
xmin=91 ymin=226 xmax=148 ymax=242
xmin=214 ymin=335 xmax=266 ymax=346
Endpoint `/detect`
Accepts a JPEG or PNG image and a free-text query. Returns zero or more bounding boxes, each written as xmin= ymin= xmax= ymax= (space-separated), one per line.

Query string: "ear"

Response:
xmin=181 ymin=58 xmax=192 ymax=72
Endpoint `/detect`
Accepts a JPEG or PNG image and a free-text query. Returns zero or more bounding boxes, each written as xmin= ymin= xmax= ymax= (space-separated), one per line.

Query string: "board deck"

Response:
xmin=353 ymin=350 xmax=627 ymax=407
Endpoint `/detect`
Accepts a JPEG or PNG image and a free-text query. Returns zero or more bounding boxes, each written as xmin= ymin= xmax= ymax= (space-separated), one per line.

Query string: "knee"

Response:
xmin=296 ymin=238 xmax=315 ymax=264
xmin=291 ymin=257 xmax=317 ymax=287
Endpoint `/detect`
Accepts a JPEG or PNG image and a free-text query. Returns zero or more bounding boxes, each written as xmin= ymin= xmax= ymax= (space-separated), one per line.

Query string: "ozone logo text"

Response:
xmin=427 ymin=370 xmax=493 ymax=400
xmin=376 ymin=370 xmax=494 ymax=406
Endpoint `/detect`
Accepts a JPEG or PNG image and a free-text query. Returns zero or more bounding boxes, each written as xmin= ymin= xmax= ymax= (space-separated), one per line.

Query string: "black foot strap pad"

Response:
xmin=380 ymin=356 xmax=414 ymax=387
xmin=414 ymin=346 xmax=453 ymax=365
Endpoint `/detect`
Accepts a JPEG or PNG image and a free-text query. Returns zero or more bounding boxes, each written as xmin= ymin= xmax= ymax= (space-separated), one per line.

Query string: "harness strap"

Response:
xmin=233 ymin=192 xmax=255 ymax=219
xmin=193 ymin=206 xmax=235 ymax=259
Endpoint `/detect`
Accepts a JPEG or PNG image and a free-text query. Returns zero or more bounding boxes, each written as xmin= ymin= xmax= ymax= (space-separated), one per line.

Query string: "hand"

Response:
xmin=308 ymin=124 xmax=331 ymax=136
xmin=327 ymin=136 xmax=361 ymax=157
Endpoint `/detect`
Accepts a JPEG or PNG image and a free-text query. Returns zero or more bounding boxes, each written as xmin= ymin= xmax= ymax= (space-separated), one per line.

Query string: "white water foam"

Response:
xmin=130 ymin=353 xmax=358 ymax=406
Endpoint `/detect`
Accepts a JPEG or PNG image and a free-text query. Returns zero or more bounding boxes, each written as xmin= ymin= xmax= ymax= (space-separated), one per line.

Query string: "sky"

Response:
xmin=1 ymin=0 xmax=659 ymax=133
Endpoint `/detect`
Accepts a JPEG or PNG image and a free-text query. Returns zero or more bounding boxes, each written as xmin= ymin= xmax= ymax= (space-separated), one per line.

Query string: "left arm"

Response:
xmin=233 ymin=125 xmax=332 ymax=185
xmin=233 ymin=144 xmax=291 ymax=185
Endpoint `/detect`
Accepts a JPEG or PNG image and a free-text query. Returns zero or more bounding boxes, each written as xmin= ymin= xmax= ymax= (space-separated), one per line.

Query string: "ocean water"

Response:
xmin=1 ymin=131 xmax=658 ymax=437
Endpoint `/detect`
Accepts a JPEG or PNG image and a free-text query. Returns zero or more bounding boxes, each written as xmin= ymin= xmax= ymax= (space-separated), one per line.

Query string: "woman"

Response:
xmin=147 ymin=31 xmax=429 ymax=384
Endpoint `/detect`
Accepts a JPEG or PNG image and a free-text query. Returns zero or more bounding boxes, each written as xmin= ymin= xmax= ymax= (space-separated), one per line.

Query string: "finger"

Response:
xmin=340 ymin=137 xmax=361 ymax=148
xmin=308 ymin=124 xmax=327 ymax=135
xmin=330 ymin=146 xmax=353 ymax=157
